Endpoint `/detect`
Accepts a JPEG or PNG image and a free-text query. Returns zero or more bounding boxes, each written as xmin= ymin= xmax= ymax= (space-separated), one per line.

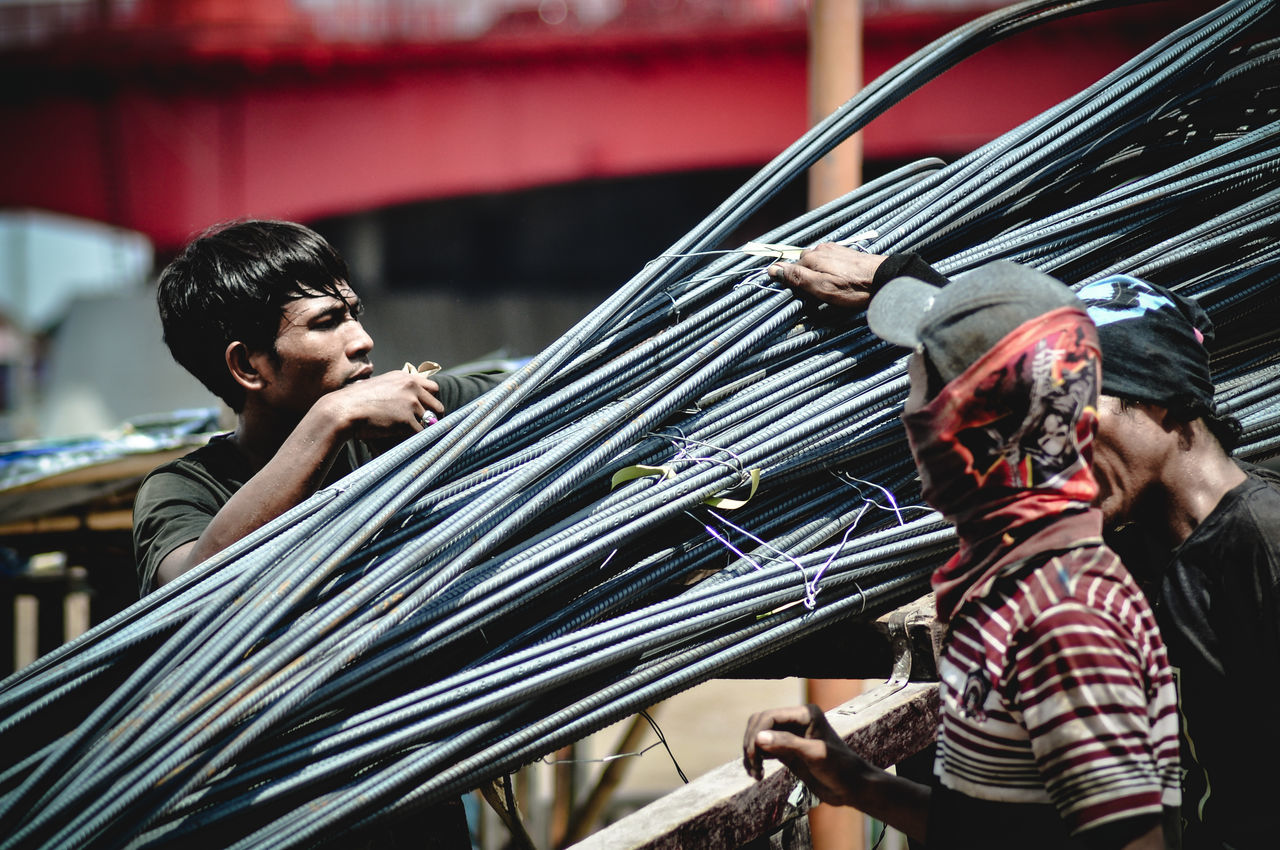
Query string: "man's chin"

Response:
xmin=1099 ymin=500 xmax=1128 ymax=533
xmin=1093 ymin=490 xmax=1118 ymax=524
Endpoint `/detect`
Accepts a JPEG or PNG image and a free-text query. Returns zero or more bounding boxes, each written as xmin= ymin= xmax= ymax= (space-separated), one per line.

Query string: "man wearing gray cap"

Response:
xmin=770 ymin=245 xmax=1280 ymax=848
xmin=744 ymin=262 xmax=1181 ymax=849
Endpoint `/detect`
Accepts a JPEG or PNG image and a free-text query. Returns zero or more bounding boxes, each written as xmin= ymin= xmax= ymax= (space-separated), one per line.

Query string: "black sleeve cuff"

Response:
xmin=435 ymin=371 xmax=507 ymax=412
xmin=872 ymin=253 xmax=950 ymax=289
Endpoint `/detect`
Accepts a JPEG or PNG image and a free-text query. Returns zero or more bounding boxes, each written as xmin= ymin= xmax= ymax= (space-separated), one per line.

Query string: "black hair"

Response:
xmin=1180 ymin=398 xmax=1242 ymax=454
xmin=1117 ymin=394 xmax=1242 ymax=453
xmin=156 ymin=220 xmax=352 ymax=412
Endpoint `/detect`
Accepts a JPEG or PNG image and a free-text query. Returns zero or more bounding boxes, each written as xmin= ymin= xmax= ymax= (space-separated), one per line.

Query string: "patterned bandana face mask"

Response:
xmin=900 ymin=306 xmax=1103 ymax=617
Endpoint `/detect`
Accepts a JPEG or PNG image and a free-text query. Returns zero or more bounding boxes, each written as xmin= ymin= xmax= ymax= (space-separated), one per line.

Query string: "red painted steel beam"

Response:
xmin=0 ymin=4 xmax=1201 ymax=250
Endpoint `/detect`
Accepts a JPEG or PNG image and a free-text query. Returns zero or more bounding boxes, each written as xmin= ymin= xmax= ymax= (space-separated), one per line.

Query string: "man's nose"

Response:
xmin=348 ymin=321 xmax=374 ymax=356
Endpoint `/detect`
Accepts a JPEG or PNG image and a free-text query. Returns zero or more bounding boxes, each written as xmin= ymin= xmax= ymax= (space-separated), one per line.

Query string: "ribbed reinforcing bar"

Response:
xmin=0 ymin=1 xmax=1276 ymax=847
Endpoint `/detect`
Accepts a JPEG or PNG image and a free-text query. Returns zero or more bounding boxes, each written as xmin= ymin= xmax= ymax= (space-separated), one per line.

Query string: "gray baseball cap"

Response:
xmin=867 ymin=260 xmax=1082 ymax=384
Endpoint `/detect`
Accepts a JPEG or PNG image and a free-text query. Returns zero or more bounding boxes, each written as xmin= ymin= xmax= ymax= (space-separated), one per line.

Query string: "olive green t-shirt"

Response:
xmin=132 ymin=371 xmax=503 ymax=595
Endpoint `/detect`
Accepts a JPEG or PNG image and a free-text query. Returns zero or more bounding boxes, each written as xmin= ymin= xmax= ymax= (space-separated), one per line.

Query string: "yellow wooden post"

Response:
xmin=808 ymin=0 xmax=864 ymax=208
xmin=807 ymin=1 xmax=865 ymax=848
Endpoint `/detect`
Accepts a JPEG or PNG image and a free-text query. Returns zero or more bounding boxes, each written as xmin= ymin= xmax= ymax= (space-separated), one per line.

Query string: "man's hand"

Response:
xmin=767 ymin=243 xmax=888 ymax=310
xmin=742 ymin=703 xmax=867 ymax=807
xmin=314 ymin=370 xmax=445 ymax=443
xmin=743 ymin=703 xmax=932 ymax=842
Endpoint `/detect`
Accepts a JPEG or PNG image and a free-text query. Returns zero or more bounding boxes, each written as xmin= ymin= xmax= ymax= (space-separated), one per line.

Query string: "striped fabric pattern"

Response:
xmin=934 ymin=543 xmax=1181 ymax=835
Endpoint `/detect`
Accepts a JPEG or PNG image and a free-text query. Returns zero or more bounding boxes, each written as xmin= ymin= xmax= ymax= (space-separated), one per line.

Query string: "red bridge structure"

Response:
xmin=0 ymin=0 xmax=1202 ymax=254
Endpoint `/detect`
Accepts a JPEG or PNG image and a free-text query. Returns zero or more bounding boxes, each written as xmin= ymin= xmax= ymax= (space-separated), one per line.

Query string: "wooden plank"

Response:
xmin=2 ymin=448 xmax=193 ymax=494
xmin=568 ymin=681 xmax=939 ymax=850
xmin=0 ymin=508 xmax=134 ymax=537
xmin=0 ymin=446 xmax=199 ymax=525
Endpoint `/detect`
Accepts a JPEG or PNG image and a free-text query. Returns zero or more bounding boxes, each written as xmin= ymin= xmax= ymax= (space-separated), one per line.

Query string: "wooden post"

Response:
xmin=13 ymin=594 xmax=38 ymax=671
xmin=561 ymin=709 xmax=656 ymax=847
xmin=808 ymin=0 xmax=864 ymax=209
xmin=805 ymin=679 xmax=864 ymax=850
xmin=551 ymin=743 xmax=577 ymax=846
xmin=807 ymin=1 xmax=865 ymax=847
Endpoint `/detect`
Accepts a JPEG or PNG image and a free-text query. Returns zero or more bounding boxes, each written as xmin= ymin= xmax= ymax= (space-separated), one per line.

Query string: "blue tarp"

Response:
xmin=0 ymin=408 xmax=222 ymax=523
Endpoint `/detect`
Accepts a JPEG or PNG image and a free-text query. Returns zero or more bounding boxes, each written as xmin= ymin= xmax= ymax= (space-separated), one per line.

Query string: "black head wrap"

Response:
xmin=1076 ymin=275 xmax=1214 ymax=409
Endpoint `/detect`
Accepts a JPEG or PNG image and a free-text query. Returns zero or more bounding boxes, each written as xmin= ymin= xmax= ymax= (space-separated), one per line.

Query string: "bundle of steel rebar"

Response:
xmin=1 ymin=0 xmax=1276 ymax=846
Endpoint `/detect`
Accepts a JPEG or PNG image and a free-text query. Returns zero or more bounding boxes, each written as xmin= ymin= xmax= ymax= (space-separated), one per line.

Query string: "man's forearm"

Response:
xmin=846 ymin=762 xmax=931 ymax=843
xmin=157 ymin=421 xmax=346 ymax=585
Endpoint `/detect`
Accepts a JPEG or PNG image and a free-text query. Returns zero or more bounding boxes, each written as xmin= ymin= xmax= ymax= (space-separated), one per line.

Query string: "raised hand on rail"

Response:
xmin=766 ymin=243 xmax=886 ymax=309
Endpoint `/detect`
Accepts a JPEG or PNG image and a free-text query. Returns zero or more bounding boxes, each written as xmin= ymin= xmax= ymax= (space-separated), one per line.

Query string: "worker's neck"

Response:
xmin=231 ymin=404 xmax=304 ymax=474
xmin=1156 ymin=423 xmax=1245 ymax=546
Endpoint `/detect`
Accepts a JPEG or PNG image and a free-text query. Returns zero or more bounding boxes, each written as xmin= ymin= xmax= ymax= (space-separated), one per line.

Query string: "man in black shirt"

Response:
xmin=1074 ymin=275 xmax=1280 ymax=850
xmin=133 ymin=219 xmax=499 ymax=597
xmin=133 ymin=219 xmax=494 ymax=848
xmin=771 ymin=246 xmax=1280 ymax=849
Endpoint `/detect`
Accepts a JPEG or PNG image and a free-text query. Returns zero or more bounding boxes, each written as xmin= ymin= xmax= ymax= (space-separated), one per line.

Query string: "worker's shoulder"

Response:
xmin=136 ymin=433 xmax=246 ymax=502
xmin=435 ymin=366 xmax=512 ymax=410
xmin=1207 ymin=462 xmax=1280 ymax=541
xmin=1015 ymin=544 xmax=1150 ymax=629
xmin=1242 ymin=463 xmax=1280 ymax=501
xmin=1191 ymin=464 xmax=1280 ymax=580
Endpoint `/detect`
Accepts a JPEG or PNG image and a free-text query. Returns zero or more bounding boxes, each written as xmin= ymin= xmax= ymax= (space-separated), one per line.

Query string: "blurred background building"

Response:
xmin=0 ymin=0 xmax=1182 ymax=440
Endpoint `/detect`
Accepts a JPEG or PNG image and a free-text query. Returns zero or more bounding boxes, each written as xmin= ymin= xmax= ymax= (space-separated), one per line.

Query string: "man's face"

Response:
xmin=1092 ymin=394 xmax=1165 ymax=528
xmin=257 ymin=283 xmax=374 ymax=416
xmin=903 ymin=351 xmax=932 ymax=417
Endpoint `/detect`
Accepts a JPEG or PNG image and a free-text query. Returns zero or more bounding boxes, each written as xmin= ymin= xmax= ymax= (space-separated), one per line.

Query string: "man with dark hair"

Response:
xmin=769 ymin=245 xmax=1280 ymax=848
xmin=133 ymin=219 xmax=502 ymax=596
xmin=1074 ymin=275 xmax=1280 ymax=850
xmin=745 ymin=261 xmax=1181 ymax=849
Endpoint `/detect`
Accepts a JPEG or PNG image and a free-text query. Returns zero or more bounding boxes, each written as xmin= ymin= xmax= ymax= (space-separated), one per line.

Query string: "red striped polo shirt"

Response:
xmin=934 ymin=541 xmax=1181 ymax=836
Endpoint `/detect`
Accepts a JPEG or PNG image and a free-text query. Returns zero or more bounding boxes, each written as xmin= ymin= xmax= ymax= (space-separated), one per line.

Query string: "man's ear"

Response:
xmin=1157 ymin=405 xmax=1195 ymax=449
xmin=226 ymin=341 xmax=268 ymax=392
